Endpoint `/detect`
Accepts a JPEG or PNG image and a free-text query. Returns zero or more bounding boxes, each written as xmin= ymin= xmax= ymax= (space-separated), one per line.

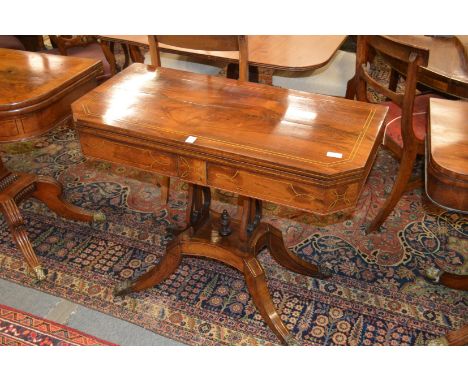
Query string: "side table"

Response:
xmin=0 ymin=48 xmax=105 ymax=279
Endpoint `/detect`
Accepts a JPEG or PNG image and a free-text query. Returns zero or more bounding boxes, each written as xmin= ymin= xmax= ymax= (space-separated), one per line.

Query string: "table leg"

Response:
xmin=0 ymin=197 xmax=45 ymax=280
xmin=425 ymin=267 xmax=468 ymax=345
xmin=225 ymin=63 xmax=260 ymax=83
xmin=425 ymin=266 xmax=468 ymax=291
xmin=32 ymin=176 xmax=105 ymax=223
xmin=158 ymin=175 xmax=170 ymax=205
xmin=428 ymin=325 xmax=468 ymax=346
xmin=258 ymin=67 xmax=275 ymax=86
xmin=114 ymin=186 xmax=329 ymax=344
xmin=0 ymin=169 xmax=105 ymax=280
xmin=255 ymin=223 xmax=332 ymax=278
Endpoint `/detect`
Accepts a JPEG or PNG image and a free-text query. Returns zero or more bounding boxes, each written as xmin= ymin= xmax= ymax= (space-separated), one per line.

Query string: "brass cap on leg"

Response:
xmin=29 ymin=265 xmax=47 ymax=281
xmin=92 ymin=212 xmax=106 ymax=223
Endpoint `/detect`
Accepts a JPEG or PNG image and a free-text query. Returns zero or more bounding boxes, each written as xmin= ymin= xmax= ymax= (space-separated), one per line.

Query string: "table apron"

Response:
xmin=77 ymin=129 xmax=367 ymax=216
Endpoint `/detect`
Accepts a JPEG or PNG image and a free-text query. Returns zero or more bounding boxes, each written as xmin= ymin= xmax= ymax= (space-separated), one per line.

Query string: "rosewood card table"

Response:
xmin=424 ymin=98 xmax=468 ymax=346
xmin=72 ymin=63 xmax=388 ymax=344
xmin=98 ymin=35 xmax=346 ymax=84
xmin=0 ymin=48 xmax=103 ymax=142
xmin=0 ymin=48 xmax=104 ymax=280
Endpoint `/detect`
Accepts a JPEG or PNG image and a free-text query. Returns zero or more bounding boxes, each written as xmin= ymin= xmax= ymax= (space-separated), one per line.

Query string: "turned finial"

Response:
xmin=219 ymin=209 xmax=232 ymax=237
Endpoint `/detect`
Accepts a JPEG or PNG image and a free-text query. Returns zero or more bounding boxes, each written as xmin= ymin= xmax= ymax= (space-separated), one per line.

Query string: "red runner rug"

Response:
xmin=0 ymin=304 xmax=115 ymax=346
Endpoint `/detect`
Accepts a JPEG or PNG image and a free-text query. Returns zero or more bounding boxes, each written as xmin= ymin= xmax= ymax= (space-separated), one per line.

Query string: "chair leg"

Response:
xmin=367 ymin=148 xmax=418 ymax=233
xmin=388 ymin=68 xmax=399 ymax=93
xmin=159 ymin=175 xmax=170 ymax=205
xmin=99 ymin=41 xmax=118 ymax=76
xmin=345 ymin=75 xmax=356 ymax=100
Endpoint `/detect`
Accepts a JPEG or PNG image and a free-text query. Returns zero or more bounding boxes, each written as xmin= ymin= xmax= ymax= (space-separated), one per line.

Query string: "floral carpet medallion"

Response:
xmin=0 ymin=119 xmax=466 ymax=345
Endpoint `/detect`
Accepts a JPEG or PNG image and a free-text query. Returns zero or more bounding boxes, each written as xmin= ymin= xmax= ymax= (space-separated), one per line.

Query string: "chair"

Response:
xmin=351 ymin=35 xmax=442 ymax=232
xmin=147 ymin=36 xmax=249 ymax=204
xmin=0 ymin=35 xmax=25 ymax=50
xmin=47 ymin=36 xmax=114 ymax=82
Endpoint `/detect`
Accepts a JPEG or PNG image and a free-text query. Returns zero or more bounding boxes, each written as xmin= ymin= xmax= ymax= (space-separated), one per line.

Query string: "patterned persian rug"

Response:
xmin=0 ymin=118 xmax=466 ymax=346
xmin=0 ymin=303 xmax=114 ymax=346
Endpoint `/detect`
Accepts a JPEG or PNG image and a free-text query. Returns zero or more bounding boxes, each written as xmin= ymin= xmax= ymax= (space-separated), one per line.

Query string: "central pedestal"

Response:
xmin=115 ymin=185 xmax=331 ymax=345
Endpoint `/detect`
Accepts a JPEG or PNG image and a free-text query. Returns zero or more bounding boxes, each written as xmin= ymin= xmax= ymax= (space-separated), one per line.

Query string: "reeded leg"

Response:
xmin=243 ymin=256 xmax=297 ymax=345
xmin=32 ymin=177 xmax=105 ymax=223
xmin=114 ymin=239 xmax=183 ymax=296
xmin=0 ymin=199 xmax=46 ymax=280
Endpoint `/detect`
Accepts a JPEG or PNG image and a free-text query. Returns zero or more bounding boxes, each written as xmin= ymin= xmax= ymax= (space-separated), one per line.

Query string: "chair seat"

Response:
xmin=45 ymin=42 xmax=110 ymax=76
xmin=383 ymin=93 xmax=443 ymax=147
xmin=0 ymin=36 xmax=25 ymax=50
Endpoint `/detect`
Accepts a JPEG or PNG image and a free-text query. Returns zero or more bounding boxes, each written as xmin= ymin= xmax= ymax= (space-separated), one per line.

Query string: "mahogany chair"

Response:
xmin=351 ymin=35 xmax=442 ymax=232
xmin=47 ymin=36 xmax=114 ymax=82
xmin=0 ymin=36 xmax=25 ymax=50
xmin=147 ymin=36 xmax=249 ymax=204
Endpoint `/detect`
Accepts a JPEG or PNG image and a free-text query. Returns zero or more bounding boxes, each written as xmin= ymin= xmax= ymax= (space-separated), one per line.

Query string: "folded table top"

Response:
xmin=428 ymin=98 xmax=468 ymax=181
xmin=0 ymin=48 xmax=102 ymax=113
xmin=72 ymin=64 xmax=388 ymax=180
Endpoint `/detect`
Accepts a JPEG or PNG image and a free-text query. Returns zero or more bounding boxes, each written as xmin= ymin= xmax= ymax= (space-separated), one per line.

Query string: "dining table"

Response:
xmin=97 ymin=35 xmax=346 ymax=85
xmin=386 ymin=35 xmax=468 ymax=99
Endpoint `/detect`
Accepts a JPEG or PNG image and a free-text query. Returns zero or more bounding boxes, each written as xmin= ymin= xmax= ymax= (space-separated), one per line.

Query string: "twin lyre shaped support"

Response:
xmin=115 ymin=184 xmax=331 ymax=345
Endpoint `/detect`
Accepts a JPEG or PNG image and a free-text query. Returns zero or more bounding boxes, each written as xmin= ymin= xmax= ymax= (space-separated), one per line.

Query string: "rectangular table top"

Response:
xmin=0 ymin=48 xmax=102 ymax=112
xmin=98 ymin=35 xmax=346 ymax=72
xmin=73 ymin=64 xmax=387 ymax=180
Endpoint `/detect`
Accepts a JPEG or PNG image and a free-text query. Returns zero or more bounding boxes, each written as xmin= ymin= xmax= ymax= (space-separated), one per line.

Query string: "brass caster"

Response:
xmin=113 ymin=279 xmax=134 ymax=297
xmin=318 ymin=263 xmax=333 ymax=279
xmin=425 ymin=266 xmax=442 ymax=284
xmin=93 ymin=212 xmax=106 ymax=223
xmin=283 ymin=334 xmax=300 ymax=346
xmin=29 ymin=265 xmax=47 ymax=282
xmin=427 ymin=336 xmax=449 ymax=346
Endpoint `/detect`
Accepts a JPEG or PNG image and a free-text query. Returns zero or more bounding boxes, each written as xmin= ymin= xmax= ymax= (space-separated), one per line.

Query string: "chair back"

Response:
xmin=355 ymin=35 xmax=429 ymax=145
xmin=148 ymin=35 xmax=249 ymax=81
